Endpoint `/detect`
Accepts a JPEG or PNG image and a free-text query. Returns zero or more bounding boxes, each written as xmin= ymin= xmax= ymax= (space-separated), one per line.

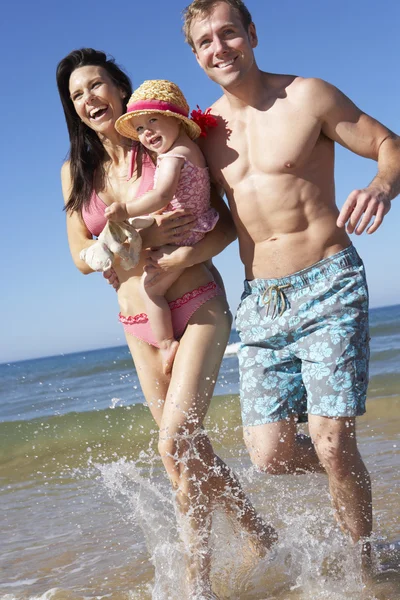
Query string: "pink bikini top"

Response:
xmin=81 ymin=144 xmax=156 ymax=237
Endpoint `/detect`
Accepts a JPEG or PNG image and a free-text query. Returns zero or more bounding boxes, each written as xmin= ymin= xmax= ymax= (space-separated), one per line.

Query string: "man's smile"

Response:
xmin=214 ymin=57 xmax=237 ymax=69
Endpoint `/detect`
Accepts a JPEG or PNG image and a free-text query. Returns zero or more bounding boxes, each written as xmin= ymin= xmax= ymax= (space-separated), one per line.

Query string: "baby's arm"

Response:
xmin=105 ymin=156 xmax=184 ymax=221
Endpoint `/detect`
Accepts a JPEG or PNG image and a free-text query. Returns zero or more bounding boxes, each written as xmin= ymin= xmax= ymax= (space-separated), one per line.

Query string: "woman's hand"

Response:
xmin=103 ymin=267 xmax=120 ymax=291
xmin=140 ymin=209 xmax=196 ymax=248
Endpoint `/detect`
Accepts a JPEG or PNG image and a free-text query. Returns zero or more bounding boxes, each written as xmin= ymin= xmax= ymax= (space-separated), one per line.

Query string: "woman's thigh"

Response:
xmin=125 ymin=332 xmax=169 ymax=427
xmin=160 ymin=295 xmax=232 ymax=436
xmin=124 ymin=290 xmax=231 ymax=433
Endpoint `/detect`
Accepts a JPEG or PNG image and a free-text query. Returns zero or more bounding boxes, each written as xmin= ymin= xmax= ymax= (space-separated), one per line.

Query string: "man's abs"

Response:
xmin=232 ymin=188 xmax=351 ymax=279
xmin=242 ymin=228 xmax=350 ymax=280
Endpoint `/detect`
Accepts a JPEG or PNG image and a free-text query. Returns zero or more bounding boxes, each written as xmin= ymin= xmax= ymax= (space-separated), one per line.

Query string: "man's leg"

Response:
xmin=308 ymin=415 xmax=372 ymax=544
xmin=244 ymin=416 xmax=325 ymax=474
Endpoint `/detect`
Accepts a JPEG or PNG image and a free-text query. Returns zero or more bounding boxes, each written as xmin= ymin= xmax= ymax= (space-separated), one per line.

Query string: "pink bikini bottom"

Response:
xmin=119 ymin=281 xmax=224 ymax=347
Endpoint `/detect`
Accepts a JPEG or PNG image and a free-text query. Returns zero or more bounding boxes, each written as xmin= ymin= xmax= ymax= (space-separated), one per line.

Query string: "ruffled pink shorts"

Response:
xmin=119 ymin=281 xmax=224 ymax=347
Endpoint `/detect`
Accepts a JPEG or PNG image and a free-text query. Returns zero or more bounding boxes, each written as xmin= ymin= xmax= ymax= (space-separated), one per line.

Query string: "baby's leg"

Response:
xmin=142 ymin=269 xmax=185 ymax=375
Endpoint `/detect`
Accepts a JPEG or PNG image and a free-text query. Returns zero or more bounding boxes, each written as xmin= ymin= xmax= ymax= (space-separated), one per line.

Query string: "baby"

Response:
xmin=106 ymin=80 xmax=218 ymax=373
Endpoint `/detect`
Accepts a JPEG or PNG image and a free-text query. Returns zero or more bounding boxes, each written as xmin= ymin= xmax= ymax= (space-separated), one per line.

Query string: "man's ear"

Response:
xmin=248 ymin=23 xmax=258 ymax=49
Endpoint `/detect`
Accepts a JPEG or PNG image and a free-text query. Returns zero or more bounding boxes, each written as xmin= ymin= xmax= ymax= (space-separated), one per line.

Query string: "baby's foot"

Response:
xmin=160 ymin=340 xmax=179 ymax=375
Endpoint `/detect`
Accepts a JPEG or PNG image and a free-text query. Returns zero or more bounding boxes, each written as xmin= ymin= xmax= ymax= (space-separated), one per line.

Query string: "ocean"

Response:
xmin=1 ymin=304 xmax=399 ymax=600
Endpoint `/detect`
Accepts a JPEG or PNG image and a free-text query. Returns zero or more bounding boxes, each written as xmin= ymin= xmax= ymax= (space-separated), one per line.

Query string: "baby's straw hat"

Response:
xmin=115 ymin=79 xmax=201 ymax=141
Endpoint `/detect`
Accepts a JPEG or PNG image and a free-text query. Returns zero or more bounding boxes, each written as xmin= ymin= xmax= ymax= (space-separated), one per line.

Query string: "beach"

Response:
xmin=1 ymin=304 xmax=399 ymax=599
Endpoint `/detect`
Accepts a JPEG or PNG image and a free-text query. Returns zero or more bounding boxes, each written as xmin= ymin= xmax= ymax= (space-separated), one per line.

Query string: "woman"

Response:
xmin=57 ymin=48 xmax=275 ymax=598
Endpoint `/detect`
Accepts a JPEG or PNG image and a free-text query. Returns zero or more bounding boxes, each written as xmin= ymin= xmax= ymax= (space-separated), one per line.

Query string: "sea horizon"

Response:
xmin=2 ymin=302 xmax=399 ymax=366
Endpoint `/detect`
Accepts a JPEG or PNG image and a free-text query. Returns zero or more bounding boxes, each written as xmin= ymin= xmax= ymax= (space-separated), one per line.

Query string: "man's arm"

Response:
xmin=337 ymin=135 xmax=400 ymax=234
xmin=306 ymin=78 xmax=400 ymax=234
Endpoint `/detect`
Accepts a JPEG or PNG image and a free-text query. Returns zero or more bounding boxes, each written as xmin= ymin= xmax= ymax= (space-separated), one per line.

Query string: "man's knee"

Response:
xmin=313 ymin=437 xmax=358 ymax=480
xmin=244 ymin=438 xmax=292 ymax=475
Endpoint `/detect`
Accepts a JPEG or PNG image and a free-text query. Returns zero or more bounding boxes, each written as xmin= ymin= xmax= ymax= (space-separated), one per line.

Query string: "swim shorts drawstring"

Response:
xmin=261 ymin=284 xmax=291 ymax=318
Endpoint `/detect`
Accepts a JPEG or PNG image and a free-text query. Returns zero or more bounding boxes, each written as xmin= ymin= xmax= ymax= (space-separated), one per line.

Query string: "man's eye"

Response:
xmin=200 ymin=39 xmax=211 ymax=48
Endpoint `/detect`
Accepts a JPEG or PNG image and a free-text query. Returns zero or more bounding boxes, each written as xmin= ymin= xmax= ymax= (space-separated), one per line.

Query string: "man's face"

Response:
xmin=190 ymin=1 xmax=257 ymax=89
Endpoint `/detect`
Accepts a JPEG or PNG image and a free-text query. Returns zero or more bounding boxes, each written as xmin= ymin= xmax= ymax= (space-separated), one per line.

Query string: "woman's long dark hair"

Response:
xmin=56 ymin=48 xmax=133 ymax=213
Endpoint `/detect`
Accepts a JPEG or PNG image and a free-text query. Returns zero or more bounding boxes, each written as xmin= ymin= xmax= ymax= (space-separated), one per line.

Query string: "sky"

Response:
xmin=1 ymin=0 xmax=400 ymax=363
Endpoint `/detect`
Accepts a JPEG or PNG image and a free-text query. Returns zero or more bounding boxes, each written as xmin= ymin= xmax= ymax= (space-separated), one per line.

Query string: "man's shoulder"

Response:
xmin=281 ymin=76 xmax=340 ymax=120
xmin=207 ymin=94 xmax=228 ymax=117
xmin=288 ymin=76 xmax=335 ymax=101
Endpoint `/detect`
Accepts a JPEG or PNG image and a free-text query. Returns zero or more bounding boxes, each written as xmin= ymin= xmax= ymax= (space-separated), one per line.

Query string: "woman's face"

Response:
xmin=69 ymin=65 xmax=126 ymax=134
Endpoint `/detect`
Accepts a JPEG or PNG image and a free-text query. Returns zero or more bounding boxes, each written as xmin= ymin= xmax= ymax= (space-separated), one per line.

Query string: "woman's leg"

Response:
xmin=125 ymin=297 xmax=275 ymax=596
xmin=125 ymin=332 xmax=168 ymax=427
xmin=157 ymin=295 xmax=276 ymax=593
xmin=141 ymin=269 xmax=184 ymax=374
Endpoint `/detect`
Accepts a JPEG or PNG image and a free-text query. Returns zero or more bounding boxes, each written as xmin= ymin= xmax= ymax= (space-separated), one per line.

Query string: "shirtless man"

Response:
xmin=182 ymin=0 xmax=400 ymax=557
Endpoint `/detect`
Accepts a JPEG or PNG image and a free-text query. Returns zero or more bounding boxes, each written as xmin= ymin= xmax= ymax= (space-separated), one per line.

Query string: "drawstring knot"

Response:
xmin=261 ymin=284 xmax=291 ymax=318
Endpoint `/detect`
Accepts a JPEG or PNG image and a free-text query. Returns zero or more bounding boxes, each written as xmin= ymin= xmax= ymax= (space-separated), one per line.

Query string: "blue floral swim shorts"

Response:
xmin=236 ymin=245 xmax=370 ymax=426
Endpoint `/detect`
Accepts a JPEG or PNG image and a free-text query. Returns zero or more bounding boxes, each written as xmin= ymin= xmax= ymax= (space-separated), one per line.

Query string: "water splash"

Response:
xmin=92 ymin=429 xmax=391 ymax=600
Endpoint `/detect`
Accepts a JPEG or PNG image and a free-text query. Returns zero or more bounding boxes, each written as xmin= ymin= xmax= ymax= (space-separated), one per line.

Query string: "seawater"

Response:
xmin=1 ymin=305 xmax=400 ymax=599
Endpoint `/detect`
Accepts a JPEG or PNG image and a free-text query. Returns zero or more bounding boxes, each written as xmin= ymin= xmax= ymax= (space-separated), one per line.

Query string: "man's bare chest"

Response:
xmin=206 ymin=110 xmax=323 ymax=186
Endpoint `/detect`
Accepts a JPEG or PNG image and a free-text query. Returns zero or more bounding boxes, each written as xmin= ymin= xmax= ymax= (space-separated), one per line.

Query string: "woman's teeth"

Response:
xmin=90 ymin=107 xmax=107 ymax=119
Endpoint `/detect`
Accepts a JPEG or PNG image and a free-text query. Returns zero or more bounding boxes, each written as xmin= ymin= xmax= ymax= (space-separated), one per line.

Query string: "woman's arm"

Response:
xmin=105 ymin=156 xmax=183 ymax=221
xmin=144 ymin=185 xmax=237 ymax=273
xmin=62 ymin=162 xmax=98 ymax=274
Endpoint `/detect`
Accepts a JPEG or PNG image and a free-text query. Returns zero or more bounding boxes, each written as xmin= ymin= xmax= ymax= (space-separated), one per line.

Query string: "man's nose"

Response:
xmin=213 ymin=35 xmax=228 ymax=55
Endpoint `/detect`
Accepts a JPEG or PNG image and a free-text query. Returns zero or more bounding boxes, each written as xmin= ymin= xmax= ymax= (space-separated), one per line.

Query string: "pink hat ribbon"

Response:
xmin=126 ymin=99 xmax=188 ymax=117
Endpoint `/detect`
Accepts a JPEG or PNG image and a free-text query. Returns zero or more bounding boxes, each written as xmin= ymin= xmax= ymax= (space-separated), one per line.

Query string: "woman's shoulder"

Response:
xmin=61 ymin=159 xmax=71 ymax=174
xmin=61 ymin=160 xmax=72 ymax=203
xmin=61 ymin=160 xmax=73 ymax=188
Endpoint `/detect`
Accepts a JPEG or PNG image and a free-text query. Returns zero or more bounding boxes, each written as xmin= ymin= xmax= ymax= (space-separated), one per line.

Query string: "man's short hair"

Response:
xmin=183 ymin=0 xmax=253 ymax=49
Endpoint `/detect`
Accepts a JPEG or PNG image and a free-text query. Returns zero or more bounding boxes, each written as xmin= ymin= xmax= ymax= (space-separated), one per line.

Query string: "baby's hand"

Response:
xmin=105 ymin=202 xmax=128 ymax=222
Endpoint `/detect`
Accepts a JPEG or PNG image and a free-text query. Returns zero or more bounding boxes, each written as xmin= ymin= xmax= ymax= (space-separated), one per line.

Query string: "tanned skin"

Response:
xmin=187 ymin=0 xmax=400 ymax=561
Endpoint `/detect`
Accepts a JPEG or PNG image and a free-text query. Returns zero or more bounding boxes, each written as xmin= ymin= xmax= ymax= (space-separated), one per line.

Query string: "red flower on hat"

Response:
xmin=190 ymin=106 xmax=218 ymax=137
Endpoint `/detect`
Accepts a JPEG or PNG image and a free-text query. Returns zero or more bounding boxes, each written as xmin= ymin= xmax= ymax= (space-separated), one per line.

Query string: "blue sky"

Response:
xmin=1 ymin=0 xmax=399 ymax=362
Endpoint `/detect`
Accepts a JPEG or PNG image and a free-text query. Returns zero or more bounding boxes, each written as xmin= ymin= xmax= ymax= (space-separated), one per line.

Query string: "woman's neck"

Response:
xmin=98 ymin=130 xmax=133 ymax=165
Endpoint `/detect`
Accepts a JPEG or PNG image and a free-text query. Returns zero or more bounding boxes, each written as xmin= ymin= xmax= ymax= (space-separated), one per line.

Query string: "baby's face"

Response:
xmin=132 ymin=113 xmax=181 ymax=153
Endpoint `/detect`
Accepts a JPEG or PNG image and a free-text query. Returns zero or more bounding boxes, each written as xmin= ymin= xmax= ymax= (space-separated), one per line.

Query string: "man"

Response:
xmin=183 ymin=0 xmax=400 ymax=559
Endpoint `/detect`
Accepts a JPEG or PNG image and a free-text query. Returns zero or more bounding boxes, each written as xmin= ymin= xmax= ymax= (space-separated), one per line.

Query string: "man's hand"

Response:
xmin=143 ymin=245 xmax=193 ymax=286
xmin=105 ymin=202 xmax=129 ymax=222
xmin=103 ymin=267 xmax=120 ymax=291
xmin=141 ymin=209 xmax=196 ymax=247
xmin=337 ymin=187 xmax=391 ymax=235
